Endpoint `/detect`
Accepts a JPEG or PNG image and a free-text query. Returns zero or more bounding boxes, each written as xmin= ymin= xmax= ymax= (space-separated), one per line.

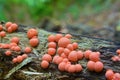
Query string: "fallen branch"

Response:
xmin=0 ymin=23 xmax=120 ymax=80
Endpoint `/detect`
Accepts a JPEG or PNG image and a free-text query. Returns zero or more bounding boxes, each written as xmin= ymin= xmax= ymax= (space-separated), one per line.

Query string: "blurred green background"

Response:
xmin=0 ymin=0 xmax=114 ymax=25
xmin=1 ymin=0 xmax=120 ymax=40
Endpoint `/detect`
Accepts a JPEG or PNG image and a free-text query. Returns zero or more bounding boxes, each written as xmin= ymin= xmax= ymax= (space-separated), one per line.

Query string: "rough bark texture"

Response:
xmin=0 ymin=23 xmax=120 ymax=80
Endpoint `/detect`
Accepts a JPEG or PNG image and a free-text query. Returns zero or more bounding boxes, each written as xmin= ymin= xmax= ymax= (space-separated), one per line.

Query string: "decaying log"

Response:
xmin=0 ymin=23 xmax=120 ymax=80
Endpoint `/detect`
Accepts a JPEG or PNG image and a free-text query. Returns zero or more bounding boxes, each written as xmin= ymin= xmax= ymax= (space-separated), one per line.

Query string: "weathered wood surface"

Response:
xmin=0 ymin=23 xmax=120 ymax=80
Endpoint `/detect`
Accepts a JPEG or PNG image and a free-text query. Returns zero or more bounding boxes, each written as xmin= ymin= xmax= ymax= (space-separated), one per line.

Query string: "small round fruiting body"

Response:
xmin=52 ymin=55 xmax=59 ymax=63
xmin=75 ymin=64 xmax=82 ymax=72
xmin=111 ymin=56 xmax=120 ymax=61
xmin=62 ymin=58 xmax=69 ymax=63
xmin=22 ymin=54 xmax=28 ymax=59
xmin=10 ymin=23 xmax=18 ymax=31
xmin=77 ymin=50 xmax=83 ymax=60
xmin=12 ymin=58 xmax=17 ymax=63
xmin=116 ymin=49 xmax=120 ymax=54
xmin=72 ymin=42 xmax=78 ymax=49
xmin=29 ymin=38 xmax=39 ymax=47
xmin=68 ymin=51 xmax=78 ymax=62
xmin=55 ymin=57 xmax=63 ymax=64
xmin=58 ymin=62 xmax=66 ymax=71
xmin=58 ymin=37 xmax=71 ymax=48
xmin=61 ymin=53 xmax=67 ymax=58
xmin=68 ymin=65 xmax=76 ymax=73
xmin=41 ymin=60 xmax=49 ymax=69
xmin=48 ymin=35 xmax=55 ymax=42
xmin=67 ymin=44 xmax=73 ymax=51
xmin=42 ymin=54 xmax=52 ymax=62
xmin=65 ymin=34 xmax=72 ymax=39
xmin=5 ymin=22 xmax=12 ymax=28
xmin=87 ymin=61 xmax=95 ymax=71
xmin=65 ymin=62 xmax=71 ymax=71
xmin=24 ymin=47 xmax=32 ymax=53
xmin=113 ymin=73 xmax=120 ymax=80
xmin=94 ymin=61 xmax=104 ymax=72
xmin=14 ymin=46 xmax=21 ymax=52
xmin=105 ymin=69 xmax=114 ymax=80
xmin=64 ymin=48 xmax=70 ymax=56
xmin=9 ymin=42 xmax=17 ymax=47
xmin=5 ymin=50 xmax=12 ymax=56
xmin=89 ymin=52 xmax=100 ymax=62
xmin=10 ymin=46 xmax=15 ymax=50
xmin=16 ymin=56 xmax=23 ymax=63
xmin=11 ymin=37 xmax=19 ymax=44
xmin=0 ymin=31 xmax=6 ymax=37
xmin=7 ymin=27 xmax=13 ymax=33
xmin=47 ymin=48 xmax=56 ymax=55
xmin=27 ymin=28 xmax=38 ymax=39
xmin=48 ymin=42 xmax=56 ymax=48
xmin=55 ymin=34 xmax=63 ymax=42
xmin=57 ymin=47 xmax=64 ymax=55
xmin=1 ymin=44 xmax=10 ymax=49
xmin=84 ymin=50 xmax=92 ymax=59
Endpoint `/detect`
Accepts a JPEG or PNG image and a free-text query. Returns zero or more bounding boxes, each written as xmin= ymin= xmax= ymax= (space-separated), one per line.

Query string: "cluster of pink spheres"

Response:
xmin=0 ymin=22 xmax=119 ymax=80
xmin=0 ymin=22 xmax=39 ymax=63
xmin=41 ymin=34 xmax=104 ymax=73
xmin=40 ymin=33 xmax=120 ymax=80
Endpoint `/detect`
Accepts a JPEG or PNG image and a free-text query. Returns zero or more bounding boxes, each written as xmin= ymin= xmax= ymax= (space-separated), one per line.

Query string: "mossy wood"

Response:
xmin=0 ymin=23 xmax=120 ymax=80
